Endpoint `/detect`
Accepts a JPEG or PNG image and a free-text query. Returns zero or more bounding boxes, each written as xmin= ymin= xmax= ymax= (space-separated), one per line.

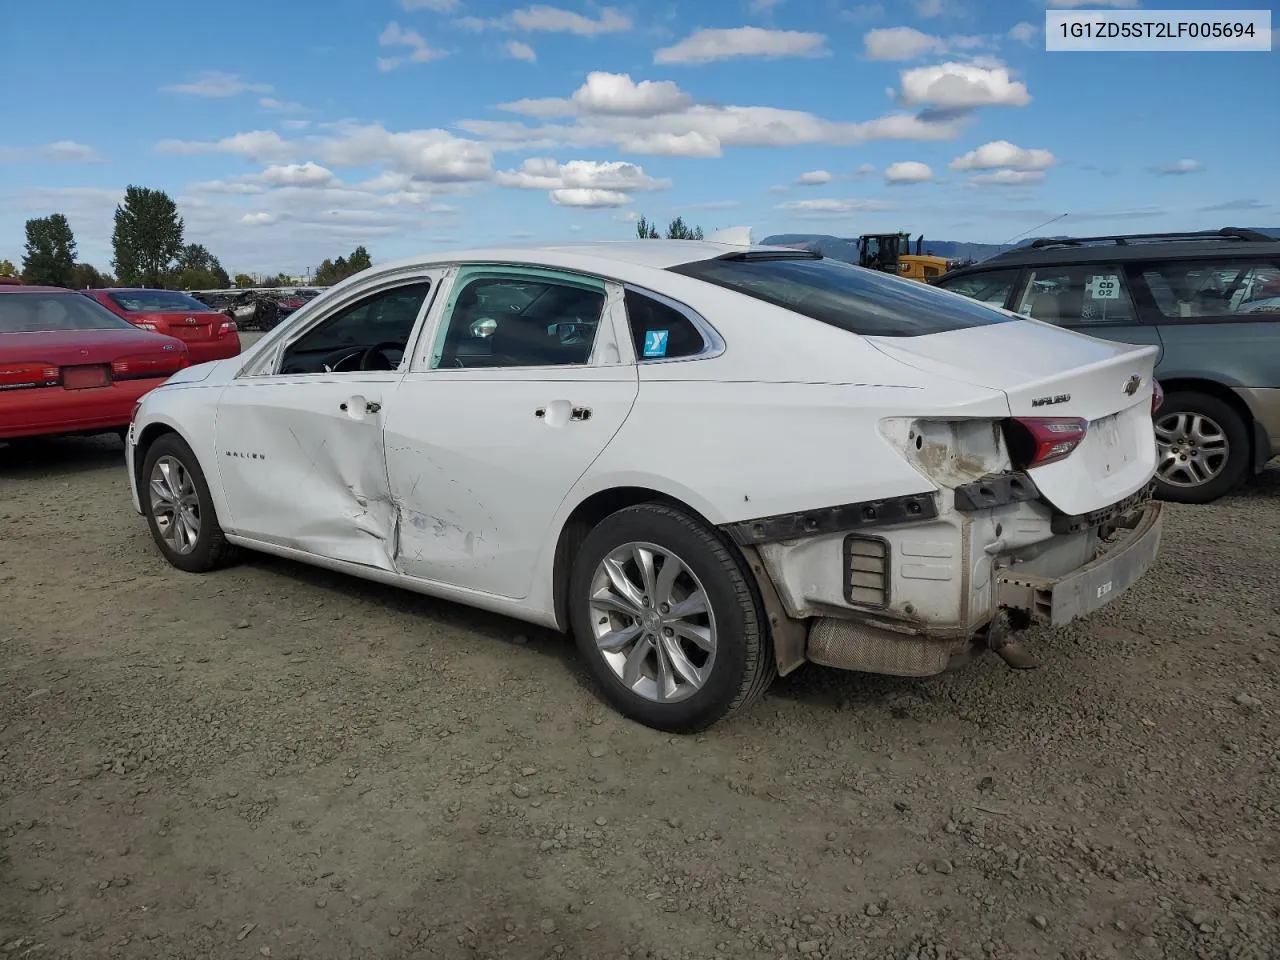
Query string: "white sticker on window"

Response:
xmin=1088 ymin=275 xmax=1121 ymax=300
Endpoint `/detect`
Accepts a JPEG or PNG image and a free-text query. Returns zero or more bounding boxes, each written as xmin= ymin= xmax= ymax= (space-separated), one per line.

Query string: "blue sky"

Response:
xmin=1 ymin=0 xmax=1276 ymax=276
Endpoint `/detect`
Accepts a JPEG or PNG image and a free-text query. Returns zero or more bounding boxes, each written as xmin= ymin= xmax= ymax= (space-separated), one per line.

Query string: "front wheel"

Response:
xmin=568 ymin=503 xmax=775 ymax=733
xmin=1153 ymin=391 xmax=1251 ymax=504
xmin=140 ymin=433 xmax=240 ymax=572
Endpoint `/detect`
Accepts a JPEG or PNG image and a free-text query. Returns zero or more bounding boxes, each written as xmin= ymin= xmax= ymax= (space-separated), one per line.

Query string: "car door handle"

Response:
xmin=570 ymin=407 xmax=591 ymax=421
xmin=340 ymin=401 xmax=381 ymax=413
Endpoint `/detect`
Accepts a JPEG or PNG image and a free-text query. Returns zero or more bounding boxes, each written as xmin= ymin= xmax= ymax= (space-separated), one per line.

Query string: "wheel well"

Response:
xmin=551 ymin=487 xmax=706 ymax=631
xmin=132 ymin=423 xmax=179 ymax=490
xmin=1157 ymin=378 xmax=1257 ymax=448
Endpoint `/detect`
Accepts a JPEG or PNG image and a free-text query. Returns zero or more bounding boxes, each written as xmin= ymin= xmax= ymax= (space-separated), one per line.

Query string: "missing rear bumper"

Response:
xmin=995 ymin=501 xmax=1163 ymax=626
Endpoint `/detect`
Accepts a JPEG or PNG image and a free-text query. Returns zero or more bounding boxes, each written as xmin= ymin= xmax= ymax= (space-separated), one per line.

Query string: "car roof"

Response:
xmin=372 ymin=239 xmax=792 ymax=274
xmin=949 ymin=234 xmax=1280 ymax=276
xmin=0 ymin=285 xmax=75 ymax=294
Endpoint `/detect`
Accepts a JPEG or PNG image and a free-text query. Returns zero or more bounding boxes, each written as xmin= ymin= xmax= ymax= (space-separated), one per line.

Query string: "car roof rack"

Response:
xmin=1028 ymin=227 xmax=1272 ymax=249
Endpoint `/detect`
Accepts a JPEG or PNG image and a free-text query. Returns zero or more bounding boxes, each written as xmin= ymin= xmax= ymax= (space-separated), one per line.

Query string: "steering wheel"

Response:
xmin=358 ymin=341 xmax=405 ymax=371
xmin=317 ymin=347 xmax=364 ymax=373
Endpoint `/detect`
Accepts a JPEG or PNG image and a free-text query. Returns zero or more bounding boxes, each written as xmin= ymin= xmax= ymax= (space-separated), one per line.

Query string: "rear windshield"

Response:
xmin=109 ymin=290 xmax=209 ymax=313
xmin=669 ymin=255 xmax=1014 ymax=337
xmin=0 ymin=293 xmax=134 ymax=333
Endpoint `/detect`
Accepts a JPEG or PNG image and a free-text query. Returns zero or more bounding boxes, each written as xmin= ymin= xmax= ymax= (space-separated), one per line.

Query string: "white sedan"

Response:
xmin=125 ymin=237 xmax=1165 ymax=732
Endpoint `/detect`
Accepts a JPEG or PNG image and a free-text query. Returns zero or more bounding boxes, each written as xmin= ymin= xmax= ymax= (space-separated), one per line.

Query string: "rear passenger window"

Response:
xmin=624 ymin=290 xmax=706 ymax=361
xmin=1140 ymin=260 xmax=1280 ymax=319
xmin=1015 ymin=265 xmax=1138 ymax=326
xmin=935 ymin=269 xmax=1020 ymax=307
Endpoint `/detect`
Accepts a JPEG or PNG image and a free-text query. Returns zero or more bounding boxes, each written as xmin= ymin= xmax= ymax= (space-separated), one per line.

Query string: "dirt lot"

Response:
xmin=1 ymin=426 xmax=1277 ymax=960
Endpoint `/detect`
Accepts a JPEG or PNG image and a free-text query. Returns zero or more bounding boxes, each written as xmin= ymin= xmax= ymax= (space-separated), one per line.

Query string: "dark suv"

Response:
xmin=934 ymin=228 xmax=1280 ymax=504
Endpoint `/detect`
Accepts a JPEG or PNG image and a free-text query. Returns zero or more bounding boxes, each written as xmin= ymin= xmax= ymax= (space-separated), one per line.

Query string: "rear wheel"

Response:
xmin=568 ymin=503 xmax=775 ymax=733
xmin=1153 ymin=391 xmax=1251 ymax=504
xmin=141 ymin=433 xmax=240 ymax=572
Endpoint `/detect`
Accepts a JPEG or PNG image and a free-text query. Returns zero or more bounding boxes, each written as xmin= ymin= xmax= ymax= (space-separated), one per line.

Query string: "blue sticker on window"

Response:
xmin=643 ymin=329 xmax=669 ymax=358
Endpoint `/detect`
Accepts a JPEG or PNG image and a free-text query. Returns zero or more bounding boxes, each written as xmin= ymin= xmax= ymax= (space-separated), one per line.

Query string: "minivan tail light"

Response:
xmin=1004 ymin=417 xmax=1088 ymax=469
xmin=1151 ymin=379 xmax=1164 ymax=413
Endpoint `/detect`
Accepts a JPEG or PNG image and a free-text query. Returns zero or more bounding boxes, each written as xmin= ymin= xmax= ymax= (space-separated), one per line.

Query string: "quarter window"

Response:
xmin=1015 ymin=265 xmax=1137 ymax=326
xmin=624 ymin=290 xmax=706 ymax=361
xmin=935 ymin=269 xmax=1020 ymax=308
xmin=431 ymin=272 xmax=606 ymax=369
xmin=1139 ymin=260 xmax=1280 ymax=319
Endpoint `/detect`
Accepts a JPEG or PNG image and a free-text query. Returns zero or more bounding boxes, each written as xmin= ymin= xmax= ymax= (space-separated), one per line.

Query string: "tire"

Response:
xmin=567 ymin=503 xmax=776 ymax=733
xmin=1153 ymin=391 xmax=1252 ymax=504
xmin=140 ymin=433 xmax=240 ymax=573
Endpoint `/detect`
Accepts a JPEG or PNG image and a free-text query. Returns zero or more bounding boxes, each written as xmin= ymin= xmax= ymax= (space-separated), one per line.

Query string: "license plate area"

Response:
xmin=171 ymin=326 xmax=209 ymax=341
xmin=62 ymin=364 xmax=111 ymax=389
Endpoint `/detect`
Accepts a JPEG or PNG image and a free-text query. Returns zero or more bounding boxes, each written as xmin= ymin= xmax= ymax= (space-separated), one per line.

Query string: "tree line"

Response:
xmin=4 ymin=184 xmax=374 ymax=291
xmin=635 ymin=215 xmax=705 ymax=240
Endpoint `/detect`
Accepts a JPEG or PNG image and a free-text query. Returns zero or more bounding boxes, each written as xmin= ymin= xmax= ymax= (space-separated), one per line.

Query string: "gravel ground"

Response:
xmin=1 ymin=426 xmax=1277 ymax=960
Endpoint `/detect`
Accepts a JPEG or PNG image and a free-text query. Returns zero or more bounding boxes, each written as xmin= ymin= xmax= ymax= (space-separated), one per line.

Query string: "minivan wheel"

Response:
xmin=1153 ymin=391 xmax=1251 ymax=504
xmin=141 ymin=433 xmax=240 ymax=572
xmin=568 ymin=503 xmax=776 ymax=733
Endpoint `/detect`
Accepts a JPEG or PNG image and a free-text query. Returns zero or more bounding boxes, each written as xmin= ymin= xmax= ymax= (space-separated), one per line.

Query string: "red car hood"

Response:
xmin=0 ymin=328 xmax=187 ymax=364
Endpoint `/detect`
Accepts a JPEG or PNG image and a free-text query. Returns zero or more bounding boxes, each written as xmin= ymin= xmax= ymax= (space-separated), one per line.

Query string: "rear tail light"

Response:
xmin=0 ymin=363 xmax=60 ymax=390
xmin=134 ymin=321 xmax=159 ymax=331
xmin=217 ymin=319 xmax=237 ymax=337
xmin=131 ymin=400 xmax=143 ymax=423
xmin=111 ymin=349 xmax=190 ymax=380
xmin=1003 ymin=417 xmax=1088 ymax=469
xmin=1151 ymin=379 xmax=1164 ymax=413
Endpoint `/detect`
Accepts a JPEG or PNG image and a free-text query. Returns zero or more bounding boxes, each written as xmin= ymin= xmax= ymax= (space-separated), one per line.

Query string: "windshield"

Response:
xmin=108 ymin=290 xmax=210 ymax=313
xmin=0 ymin=292 xmax=135 ymax=333
xmin=669 ymin=255 xmax=1014 ymax=337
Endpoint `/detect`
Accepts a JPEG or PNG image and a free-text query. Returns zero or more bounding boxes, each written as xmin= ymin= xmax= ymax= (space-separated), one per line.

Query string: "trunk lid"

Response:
xmin=0 ymin=328 xmax=186 ymax=366
xmin=135 ymin=311 xmax=228 ymax=343
xmin=866 ymin=319 xmax=1159 ymax=516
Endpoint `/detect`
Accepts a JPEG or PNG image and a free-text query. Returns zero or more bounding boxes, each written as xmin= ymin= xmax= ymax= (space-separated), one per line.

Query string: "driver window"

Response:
xmin=279 ymin=282 xmax=431 ymax=375
xmin=430 ymin=273 xmax=606 ymax=369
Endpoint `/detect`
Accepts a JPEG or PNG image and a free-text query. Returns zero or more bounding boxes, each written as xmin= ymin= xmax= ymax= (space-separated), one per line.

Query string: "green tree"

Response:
xmin=22 ymin=213 xmax=78 ymax=287
xmin=635 ymin=216 xmax=659 ymax=239
xmin=665 ymin=216 xmax=704 ymax=240
xmin=313 ymin=246 xmax=372 ymax=286
xmin=233 ymin=273 xmax=255 ymax=288
xmin=0 ymin=259 xmax=17 ymax=277
xmin=172 ymin=243 xmax=231 ymax=290
xmin=348 ymin=245 xmax=371 ymax=274
xmin=112 ymin=185 xmax=184 ymax=287
xmin=70 ymin=263 xmax=111 ymax=289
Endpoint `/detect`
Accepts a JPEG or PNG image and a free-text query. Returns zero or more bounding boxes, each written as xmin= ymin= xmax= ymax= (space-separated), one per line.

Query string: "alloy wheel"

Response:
xmin=1155 ymin=411 xmax=1229 ymax=488
xmin=587 ymin=542 xmax=717 ymax=704
xmin=149 ymin=455 xmax=202 ymax=555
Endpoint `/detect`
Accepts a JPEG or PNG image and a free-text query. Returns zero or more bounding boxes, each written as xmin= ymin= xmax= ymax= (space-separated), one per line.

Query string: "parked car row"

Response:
xmin=189 ymin=287 xmax=325 ymax=331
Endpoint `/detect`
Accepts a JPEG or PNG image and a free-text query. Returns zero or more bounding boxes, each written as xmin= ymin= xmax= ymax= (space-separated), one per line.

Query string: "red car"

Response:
xmin=1 ymin=286 xmax=190 ymax=442
xmin=85 ymin=287 xmax=241 ymax=364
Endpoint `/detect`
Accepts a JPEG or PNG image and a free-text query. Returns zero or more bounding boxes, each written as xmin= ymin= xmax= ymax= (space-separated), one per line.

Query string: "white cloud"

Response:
xmin=884 ymin=160 xmax=933 ymax=183
xmin=898 ymin=61 xmax=1031 ymax=108
xmin=0 ymin=141 xmax=101 ymax=163
xmin=188 ymin=179 xmax=266 ymax=196
xmin=282 ymin=119 xmax=311 ymax=131
xmin=571 ymin=71 xmax=693 ymax=116
xmin=161 ymin=71 xmax=271 ymax=97
xmin=852 ymin=163 xmax=877 ymax=179
xmin=260 ymin=161 xmax=339 ymax=188
xmin=776 ymin=198 xmax=897 ymax=216
xmin=400 ymin=0 xmax=459 ymax=9
xmin=550 ymin=188 xmax=631 ymax=208
xmin=864 ymin=27 xmax=946 ymax=60
xmin=504 ymin=40 xmax=537 ymax=62
xmin=1150 ymin=158 xmax=1203 ymax=175
xmin=1044 ymin=0 xmax=1139 ymax=6
xmin=949 ymin=140 xmax=1055 ymax=170
xmin=1008 ymin=22 xmax=1039 ymax=44
xmin=654 ymin=27 xmax=829 ymax=64
xmin=464 ymin=74 xmax=966 ymax=158
xmin=795 ymin=169 xmax=833 ymax=185
xmin=157 ymin=125 xmax=493 ymax=183
xmin=378 ymin=21 xmax=447 ymax=71
xmin=965 ymin=169 xmax=1046 ymax=186
xmin=259 ymin=97 xmax=308 ymax=113
xmin=457 ymin=5 xmax=632 ymax=36
xmin=494 ymin=157 xmax=669 ymax=193
xmin=241 ymin=212 xmax=277 ymax=226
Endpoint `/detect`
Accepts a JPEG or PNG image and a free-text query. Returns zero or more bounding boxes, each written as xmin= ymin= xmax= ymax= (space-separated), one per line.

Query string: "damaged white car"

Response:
xmin=125 ymin=238 xmax=1164 ymax=732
